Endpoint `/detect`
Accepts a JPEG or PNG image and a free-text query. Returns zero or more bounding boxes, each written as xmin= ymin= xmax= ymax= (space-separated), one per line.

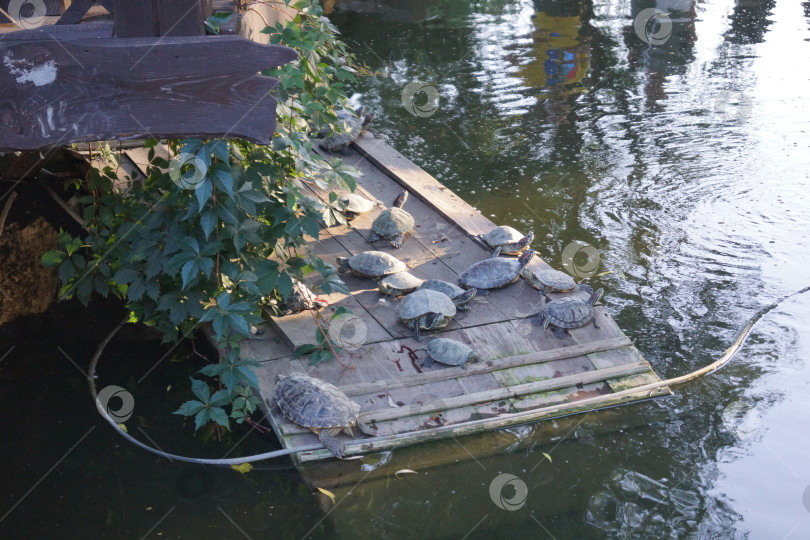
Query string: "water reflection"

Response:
xmin=725 ymin=0 xmax=776 ymax=44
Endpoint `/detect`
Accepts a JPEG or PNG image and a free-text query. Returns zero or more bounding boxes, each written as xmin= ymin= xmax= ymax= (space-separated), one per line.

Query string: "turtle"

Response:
xmin=378 ymin=271 xmax=424 ymax=297
xmin=521 ymin=267 xmax=593 ymax=302
xmin=338 ymin=193 xmax=377 ymax=220
xmin=318 ymin=108 xmax=374 ymax=154
xmin=417 ymin=279 xmax=477 ymax=311
xmin=274 ymin=373 xmax=362 ymax=459
xmin=279 ymin=280 xmax=328 ymax=315
xmin=478 ymin=226 xmax=535 ymax=257
xmin=418 ymin=337 xmax=480 ymax=369
xmin=531 ymin=288 xmax=604 ymax=338
xmin=336 ymin=251 xmax=406 ymax=279
xmin=397 ymin=288 xmax=465 ymax=342
xmin=458 ymin=249 xmax=535 ymax=290
xmin=369 ymin=191 xmax=414 ymax=248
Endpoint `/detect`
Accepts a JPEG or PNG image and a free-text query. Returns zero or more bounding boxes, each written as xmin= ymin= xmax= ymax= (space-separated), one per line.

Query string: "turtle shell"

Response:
xmin=543 ymin=298 xmax=595 ymax=329
xmin=480 ymin=226 xmax=524 ymax=248
xmin=372 ymin=207 xmax=414 ymax=239
xmin=397 ymin=289 xmax=456 ymax=324
xmin=274 ymin=373 xmax=360 ymax=430
xmin=378 ymin=272 xmax=424 ymax=296
xmin=525 ymin=268 xmax=577 ymax=292
xmin=418 ymin=279 xmax=465 ymax=298
xmin=424 ymin=338 xmax=478 ymax=367
xmin=459 ymin=249 xmax=535 ymax=289
xmin=319 ymin=111 xmax=371 ymax=151
xmin=339 ymin=193 xmax=375 ymax=215
xmin=339 ymin=251 xmax=406 ymax=278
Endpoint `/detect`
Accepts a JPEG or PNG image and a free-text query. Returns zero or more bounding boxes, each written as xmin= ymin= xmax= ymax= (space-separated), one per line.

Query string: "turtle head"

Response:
xmin=588 ymin=288 xmax=604 ymax=306
xmin=393 ymin=190 xmax=409 ymax=208
xmin=516 ymin=231 xmax=535 ymax=250
xmin=466 ymin=351 xmax=481 ymax=366
xmin=517 ymin=249 xmax=535 ymax=268
xmin=423 ymin=312 xmax=445 ymax=330
xmin=520 ymin=268 xmax=540 ymax=288
xmin=336 ymin=256 xmax=350 ymax=273
xmin=361 ymin=111 xmax=375 ymax=130
xmin=454 ymin=288 xmax=476 ymax=306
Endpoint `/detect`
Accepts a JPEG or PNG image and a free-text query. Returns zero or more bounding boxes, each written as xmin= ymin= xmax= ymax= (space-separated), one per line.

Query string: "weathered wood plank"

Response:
xmin=112 ymin=0 xmax=156 ymax=37
xmin=360 ymin=361 xmax=652 ymax=424
xmin=155 ymin=0 xmax=211 ymax=37
xmin=0 ymin=30 xmax=296 ymax=150
xmin=337 ymin=336 xmax=632 ymax=396
xmin=56 ymin=0 xmax=97 ymax=25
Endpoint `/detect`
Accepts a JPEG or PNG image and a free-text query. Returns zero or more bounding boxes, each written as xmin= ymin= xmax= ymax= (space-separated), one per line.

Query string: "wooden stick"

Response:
xmin=40 ymin=180 xmax=89 ymax=232
xmin=0 ymin=191 xmax=17 ymax=239
xmin=338 ymin=336 xmax=632 ymax=396
xmin=355 ymin=362 xmax=651 ymax=424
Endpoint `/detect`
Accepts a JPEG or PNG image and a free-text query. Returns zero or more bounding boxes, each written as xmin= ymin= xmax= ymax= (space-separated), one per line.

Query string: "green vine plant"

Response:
xmin=41 ymin=0 xmax=367 ymax=435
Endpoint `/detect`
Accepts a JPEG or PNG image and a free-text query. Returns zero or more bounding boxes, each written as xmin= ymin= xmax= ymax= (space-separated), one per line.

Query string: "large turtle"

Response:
xmin=417 ymin=279 xmax=477 ymax=311
xmin=369 ymin=191 xmax=414 ymax=248
xmin=418 ymin=338 xmax=480 ymax=369
xmin=279 ymin=280 xmax=328 ymax=315
xmin=531 ymin=288 xmax=604 ymax=338
xmin=521 ymin=267 xmax=592 ymax=302
xmin=318 ymin=108 xmax=374 ymax=154
xmin=338 ymin=193 xmax=377 ymax=220
xmin=336 ymin=251 xmax=406 ymax=279
xmin=274 ymin=373 xmax=362 ymax=458
xmin=378 ymin=271 xmax=424 ymax=297
xmin=458 ymin=249 xmax=535 ymax=290
xmin=397 ymin=289 xmax=467 ymax=342
xmin=478 ymin=226 xmax=534 ymax=257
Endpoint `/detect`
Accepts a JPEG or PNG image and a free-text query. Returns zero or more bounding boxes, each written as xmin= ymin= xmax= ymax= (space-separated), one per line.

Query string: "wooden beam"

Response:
xmin=155 ymin=0 xmax=211 ymax=37
xmin=0 ymin=25 xmax=297 ymax=150
xmin=112 ymin=0 xmax=157 ymax=37
xmin=358 ymin=361 xmax=653 ymax=424
xmin=338 ymin=336 xmax=633 ymax=396
xmin=56 ymin=0 xmax=97 ymax=25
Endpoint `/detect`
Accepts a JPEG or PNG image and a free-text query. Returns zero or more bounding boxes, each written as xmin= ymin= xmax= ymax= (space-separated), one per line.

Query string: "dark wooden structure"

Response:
xmin=0 ymin=0 xmax=295 ymax=151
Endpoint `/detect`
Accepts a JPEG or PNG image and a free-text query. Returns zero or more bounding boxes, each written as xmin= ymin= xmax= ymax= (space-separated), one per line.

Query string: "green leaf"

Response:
xmin=41 ymin=250 xmax=65 ymax=266
xmin=293 ymin=344 xmax=319 ymax=358
xmin=173 ymin=400 xmax=205 ymax=417
xmin=190 ymin=378 xmax=211 ymax=402
xmin=200 ymin=210 xmax=217 ymax=240
xmin=195 ymin=178 xmax=214 ymax=209
xmin=208 ymin=406 xmax=230 ymax=429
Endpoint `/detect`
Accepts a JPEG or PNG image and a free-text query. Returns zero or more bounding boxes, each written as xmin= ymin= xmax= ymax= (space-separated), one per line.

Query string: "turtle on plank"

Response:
xmin=378 ymin=271 xmax=424 ymax=297
xmin=531 ymin=288 xmax=604 ymax=338
xmin=478 ymin=226 xmax=534 ymax=257
xmin=279 ymin=280 xmax=328 ymax=315
xmin=274 ymin=373 xmax=362 ymax=459
xmin=521 ymin=267 xmax=592 ymax=302
xmin=417 ymin=279 xmax=477 ymax=311
xmin=458 ymin=249 xmax=535 ymax=290
xmin=318 ymin=108 xmax=374 ymax=154
xmin=397 ymin=289 xmax=465 ymax=342
xmin=369 ymin=191 xmax=414 ymax=248
xmin=338 ymin=193 xmax=377 ymax=220
xmin=418 ymin=338 xmax=480 ymax=369
xmin=337 ymin=251 xmax=406 ymax=279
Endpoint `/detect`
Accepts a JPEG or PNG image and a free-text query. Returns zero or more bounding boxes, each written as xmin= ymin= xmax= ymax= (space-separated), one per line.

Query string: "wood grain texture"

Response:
xmin=0 ymin=28 xmax=297 ymax=149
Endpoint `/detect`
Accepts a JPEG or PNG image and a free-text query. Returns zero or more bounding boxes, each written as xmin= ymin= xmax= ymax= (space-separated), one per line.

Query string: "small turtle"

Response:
xmin=418 ymin=338 xmax=480 ymax=369
xmin=274 ymin=373 xmax=362 ymax=459
xmin=338 ymin=193 xmax=377 ymax=220
xmin=318 ymin=108 xmax=374 ymax=154
xmin=397 ymin=289 xmax=467 ymax=342
xmin=378 ymin=272 xmax=424 ymax=297
xmin=369 ymin=191 xmax=414 ymax=248
xmin=279 ymin=280 xmax=328 ymax=315
xmin=336 ymin=251 xmax=406 ymax=279
xmin=458 ymin=249 xmax=535 ymax=290
xmin=417 ymin=279 xmax=477 ymax=311
xmin=531 ymin=288 xmax=604 ymax=338
xmin=478 ymin=226 xmax=535 ymax=257
xmin=521 ymin=267 xmax=593 ymax=302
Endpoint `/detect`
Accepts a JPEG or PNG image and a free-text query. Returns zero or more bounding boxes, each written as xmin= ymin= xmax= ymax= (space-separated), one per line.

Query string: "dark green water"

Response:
xmin=3 ymin=0 xmax=810 ymax=537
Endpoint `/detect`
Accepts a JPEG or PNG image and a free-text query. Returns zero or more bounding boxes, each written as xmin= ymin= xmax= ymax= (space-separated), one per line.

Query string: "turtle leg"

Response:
xmin=340 ymin=145 xmax=351 ymax=156
xmin=342 ymin=426 xmax=355 ymax=439
xmin=552 ymin=326 xmax=568 ymax=339
xmin=578 ymin=283 xmax=594 ymax=294
xmin=592 ymin=318 xmax=600 ymax=330
xmin=490 ymin=246 xmax=502 ymax=258
xmin=318 ymin=429 xmax=347 ymax=459
xmin=421 ymin=354 xmax=435 ymax=368
xmin=530 ymin=312 xmax=545 ymax=326
xmin=457 ymin=303 xmax=472 ymax=312
xmin=414 ymin=315 xmax=426 ymax=342
xmin=368 ymin=231 xmax=380 ymax=243
xmin=391 ymin=233 xmax=404 ymax=248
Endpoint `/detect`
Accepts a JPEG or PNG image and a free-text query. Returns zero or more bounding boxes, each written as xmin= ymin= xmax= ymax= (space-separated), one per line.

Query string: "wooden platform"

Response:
xmin=242 ymin=133 xmax=672 ymax=464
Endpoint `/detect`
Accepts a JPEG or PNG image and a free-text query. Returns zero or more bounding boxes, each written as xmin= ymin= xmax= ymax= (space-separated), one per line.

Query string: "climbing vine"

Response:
xmin=41 ymin=0 xmax=366 ymax=433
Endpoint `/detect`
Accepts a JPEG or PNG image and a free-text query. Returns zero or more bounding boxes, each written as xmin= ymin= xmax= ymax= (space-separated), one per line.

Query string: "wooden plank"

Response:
xmin=337 ymin=336 xmax=632 ymax=396
xmin=359 ymin=361 xmax=652 ymax=424
xmin=295 ymin=385 xmax=672 ymax=462
xmin=155 ymin=0 xmax=211 ymax=37
xmin=112 ymin=0 xmax=156 ymax=37
xmin=0 ymin=31 xmax=296 ymax=150
xmin=56 ymin=0 xmax=96 ymax=25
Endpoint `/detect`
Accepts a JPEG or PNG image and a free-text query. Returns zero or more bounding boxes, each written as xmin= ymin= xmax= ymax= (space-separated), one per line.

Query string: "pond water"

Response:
xmin=2 ymin=0 xmax=810 ymax=538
